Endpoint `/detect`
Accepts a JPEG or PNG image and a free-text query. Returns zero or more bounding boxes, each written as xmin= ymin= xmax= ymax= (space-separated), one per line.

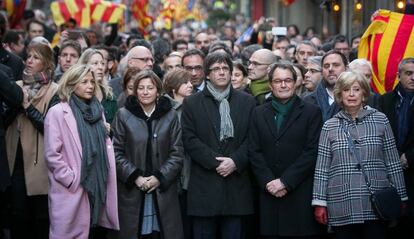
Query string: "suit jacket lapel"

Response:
xmin=62 ymin=103 xmax=82 ymax=156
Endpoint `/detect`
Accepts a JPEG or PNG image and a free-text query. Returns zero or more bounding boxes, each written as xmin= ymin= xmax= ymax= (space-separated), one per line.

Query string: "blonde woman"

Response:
xmin=78 ymin=48 xmax=118 ymax=123
xmin=44 ymin=64 xmax=119 ymax=239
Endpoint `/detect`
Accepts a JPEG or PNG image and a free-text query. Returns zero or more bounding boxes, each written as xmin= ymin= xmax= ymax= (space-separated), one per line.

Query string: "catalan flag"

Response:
xmin=358 ymin=9 xmax=414 ymax=94
xmin=50 ymin=0 xmax=125 ymax=28
xmin=50 ymin=0 xmax=91 ymax=28
xmin=131 ymin=0 xmax=153 ymax=35
xmin=90 ymin=0 xmax=125 ymax=24
xmin=3 ymin=0 xmax=26 ymax=28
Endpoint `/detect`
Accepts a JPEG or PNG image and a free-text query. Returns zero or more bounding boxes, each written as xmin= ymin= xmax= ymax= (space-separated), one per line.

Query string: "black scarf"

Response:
xmin=69 ymin=95 xmax=109 ymax=227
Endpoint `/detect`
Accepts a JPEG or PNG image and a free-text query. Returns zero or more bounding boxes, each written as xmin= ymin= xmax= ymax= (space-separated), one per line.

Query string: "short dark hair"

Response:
xmin=321 ymin=50 xmax=348 ymax=68
xmin=26 ymin=19 xmax=44 ymax=32
xmin=126 ymin=34 xmax=143 ymax=47
xmin=275 ymin=36 xmax=290 ymax=44
xmin=181 ymin=48 xmax=205 ymax=66
xmin=60 ymin=40 xmax=82 ymax=57
xmin=152 ymin=38 xmax=171 ymax=64
xmin=204 ymin=51 xmax=233 ymax=77
xmin=333 ymin=34 xmax=349 ymax=47
xmin=208 ymin=41 xmax=232 ymax=57
xmin=172 ymin=39 xmax=188 ymax=51
xmin=2 ymin=30 xmax=23 ymax=44
xmin=268 ymin=61 xmax=297 ymax=83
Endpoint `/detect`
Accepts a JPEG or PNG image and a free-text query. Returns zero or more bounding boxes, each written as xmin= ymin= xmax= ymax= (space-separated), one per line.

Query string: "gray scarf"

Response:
xmin=206 ymin=81 xmax=234 ymax=141
xmin=69 ymin=95 xmax=109 ymax=227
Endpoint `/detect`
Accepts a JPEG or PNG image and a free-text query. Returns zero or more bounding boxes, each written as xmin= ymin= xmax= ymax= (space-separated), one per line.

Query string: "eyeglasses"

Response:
xmin=184 ymin=65 xmax=203 ymax=72
xmin=130 ymin=57 xmax=154 ymax=63
xmin=209 ymin=66 xmax=230 ymax=73
xmin=247 ymin=60 xmax=270 ymax=67
xmin=271 ymin=78 xmax=295 ymax=85
xmin=305 ymin=68 xmax=321 ymax=74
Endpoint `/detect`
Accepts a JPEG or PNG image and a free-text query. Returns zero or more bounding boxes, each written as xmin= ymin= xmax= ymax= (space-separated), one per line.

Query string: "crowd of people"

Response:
xmin=0 ymin=4 xmax=413 ymax=239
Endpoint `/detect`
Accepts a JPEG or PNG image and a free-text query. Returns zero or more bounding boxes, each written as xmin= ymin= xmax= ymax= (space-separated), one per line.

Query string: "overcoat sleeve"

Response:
xmin=248 ymin=107 xmax=276 ymax=189
xmin=111 ymin=110 xmax=142 ymax=188
xmin=44 ymin=105 xmax=75 ymax=188
xmin=154 ymin=113 xmax=184 ymax=190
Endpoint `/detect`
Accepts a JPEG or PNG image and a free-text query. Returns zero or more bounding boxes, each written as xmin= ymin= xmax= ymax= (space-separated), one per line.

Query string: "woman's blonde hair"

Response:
xmin=78 ymin=48 xmax=113 ymax=99
xmin=333 ymin=70 xmax=371 ymax=108
xmin=58 ymin=64 xmax=96 ymax=101
xmin=26 ymin=42 xmax=55 ymax=74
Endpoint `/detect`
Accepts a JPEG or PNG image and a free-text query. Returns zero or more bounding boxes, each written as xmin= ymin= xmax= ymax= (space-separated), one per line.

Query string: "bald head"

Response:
xmin=248 ymin=49 xmax=278 ymax=81
xmin=252 ymin=49 xmax=278 ymax=64
xmin=127 ymin=46 xmax=154 ymax=71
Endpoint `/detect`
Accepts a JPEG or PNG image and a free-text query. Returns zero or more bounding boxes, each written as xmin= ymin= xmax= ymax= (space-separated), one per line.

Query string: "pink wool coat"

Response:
xmin=44 ymin=102 xmax=119 ymax=239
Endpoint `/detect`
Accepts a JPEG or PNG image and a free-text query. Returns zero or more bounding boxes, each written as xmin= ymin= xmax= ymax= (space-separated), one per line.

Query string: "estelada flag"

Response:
xmin=358 ymin=9 xmax=414 ymax=94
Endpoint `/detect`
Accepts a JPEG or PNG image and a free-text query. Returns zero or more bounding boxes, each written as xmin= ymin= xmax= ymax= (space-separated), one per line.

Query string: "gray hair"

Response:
xmin=308 ymin=56 xmax=322 ymax=69
xmin=349 ymin=58 xmax=373 ymax=72
xmin=398 ymin=57 xmax=414 ymax=75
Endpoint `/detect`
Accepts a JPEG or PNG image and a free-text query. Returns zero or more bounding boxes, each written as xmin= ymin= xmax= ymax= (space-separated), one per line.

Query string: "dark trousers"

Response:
xmin=179 ymin=190 xmax=192 ymax=239
xmin=10 ymin=146 xmax=49 ymax=239
xmin=192 ymin=216 xmax=245 ymax=239
xmin=387 ymin=215 xmax=414 ymax=238
xmin=332 ymin=220 xmax=386 ymax=239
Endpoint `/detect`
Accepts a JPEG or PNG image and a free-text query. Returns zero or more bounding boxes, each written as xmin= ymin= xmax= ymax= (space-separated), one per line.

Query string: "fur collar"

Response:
xmin=125 ymin=95 xmax=172 ymax=120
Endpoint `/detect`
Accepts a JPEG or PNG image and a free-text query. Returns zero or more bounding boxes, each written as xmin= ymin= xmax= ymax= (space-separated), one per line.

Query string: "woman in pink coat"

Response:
xmin=44 ymin=64 xmax=119 ymax=239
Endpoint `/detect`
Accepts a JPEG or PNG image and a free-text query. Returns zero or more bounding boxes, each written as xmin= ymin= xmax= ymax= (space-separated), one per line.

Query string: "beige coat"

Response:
xmin=6 ymin=81 xmax=57 ymax=195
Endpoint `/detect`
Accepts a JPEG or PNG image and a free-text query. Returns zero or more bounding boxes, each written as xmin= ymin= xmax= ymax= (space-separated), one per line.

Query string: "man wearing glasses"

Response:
xmin=182 ymin=49 xmax=206 ymax=93
xmin=302 ymin=56 xmax=322 ymax=97
xmin=304 ymin=50 xmax=348 ymax=122
xmin=127 ymin=45 xmax=154 ymax=71
xmin=247 ymin=49 xmax=279 ymax=104
xmin=182 ymin=52 xmax=256 ymax=239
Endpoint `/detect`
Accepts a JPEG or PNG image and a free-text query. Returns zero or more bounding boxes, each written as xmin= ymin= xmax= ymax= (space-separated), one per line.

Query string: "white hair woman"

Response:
xmin=312 ymin=71 xmax=407 ymax=239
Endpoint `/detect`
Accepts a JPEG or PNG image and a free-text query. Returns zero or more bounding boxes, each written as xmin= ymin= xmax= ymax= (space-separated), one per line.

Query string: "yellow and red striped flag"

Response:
xmin=358 ymin=9 xmax=414 ymax=94
xmin=50 ymin=0 xmax=91 ymax=28
xmin=131 ymin=0 xmax=153 ymax=36
xmin=3 ymin=0 xmax=27 ymax=28
xmin=50 ymin=0 xmax=125 ymax=28
xmin=90 ymin=0 xmax=125 ymax=24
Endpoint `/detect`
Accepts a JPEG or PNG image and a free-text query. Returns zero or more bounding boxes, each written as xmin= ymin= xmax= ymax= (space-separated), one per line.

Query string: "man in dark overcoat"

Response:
xmin=378 ymin=57 xmax=414 ymax=238
xmin=182 ymin=52 xmax=256 ymax=238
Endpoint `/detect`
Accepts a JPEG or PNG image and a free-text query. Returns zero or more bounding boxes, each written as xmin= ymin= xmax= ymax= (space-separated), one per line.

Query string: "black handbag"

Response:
xmin=370 ymin=186 xmax=401 ymax=220
xmin=341 ymin=120 xmax=402 ymax=221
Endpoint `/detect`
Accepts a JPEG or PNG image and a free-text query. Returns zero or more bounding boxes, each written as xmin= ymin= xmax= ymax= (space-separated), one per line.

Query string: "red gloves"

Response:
xmin=314 ymin=206 xmax=328 ymax=225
